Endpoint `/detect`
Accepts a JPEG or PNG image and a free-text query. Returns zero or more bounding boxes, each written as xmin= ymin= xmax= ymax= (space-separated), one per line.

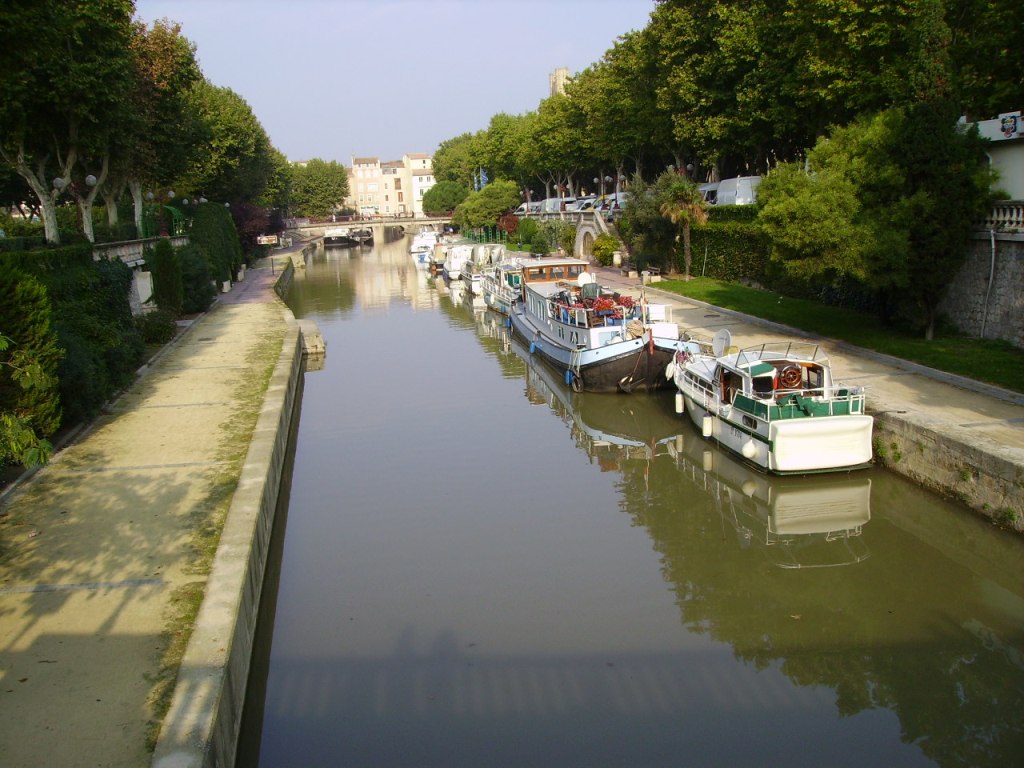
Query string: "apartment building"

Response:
xmin=347 ymin=154 xmax=436 ymax=217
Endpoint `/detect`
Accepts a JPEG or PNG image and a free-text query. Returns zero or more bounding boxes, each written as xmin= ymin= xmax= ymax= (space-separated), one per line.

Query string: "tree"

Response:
xmin=177 ymin=81 xmax=275 ymax=205
xmin=759 ymin=104 xmax=994 ymax=337
xmin=433 ymin=132 xmax=487 ymax=188
xmin=659 ymin=173 xmax=709 ymax=279
xmin=123 ymin=18 xmax=203 ymax=236
xmin=289 ymin=158 xmax=349 ymax=218
xmin=0 ymin=0 xmax=137 ymax=244
xmin=452 ymin=180 xmax=520 ymax=229
xmin=422 ymin=181 xmax=469 ymax=213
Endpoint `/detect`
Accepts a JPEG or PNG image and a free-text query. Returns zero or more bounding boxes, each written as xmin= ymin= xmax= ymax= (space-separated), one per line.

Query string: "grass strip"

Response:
xmin=659 ymin=277 xmax=1024 ymax=394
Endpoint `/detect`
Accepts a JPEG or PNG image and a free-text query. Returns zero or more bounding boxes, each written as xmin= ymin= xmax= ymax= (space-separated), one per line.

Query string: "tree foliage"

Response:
xmin=759 ymin=103 xmax=995 ymax=337
xmin=452 ymin=180 xmax=521 ymax=229
xmin=289 ymin=158 xmax=349 ymax=218
xmin=422 ymin=181 xmax=469 ymax=213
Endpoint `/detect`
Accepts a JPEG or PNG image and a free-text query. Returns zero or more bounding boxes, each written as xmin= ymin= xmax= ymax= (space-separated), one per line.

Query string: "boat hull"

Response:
xmin=678 ymin=388 xmax=873 ymax=474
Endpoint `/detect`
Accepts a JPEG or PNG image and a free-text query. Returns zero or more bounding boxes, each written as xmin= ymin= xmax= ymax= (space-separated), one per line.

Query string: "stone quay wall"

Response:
xmin=939 ymin=231 xmax=1023 ymax=348
xmin=151 ymin=275 xmax=304 ymax=768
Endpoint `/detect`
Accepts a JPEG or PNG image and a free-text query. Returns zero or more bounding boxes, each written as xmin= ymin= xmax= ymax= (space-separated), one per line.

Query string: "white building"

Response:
xmin=971 ymin=110 xmax=1024 ymax=200
xmin=346 ymin=154 xmax=435 ymax=217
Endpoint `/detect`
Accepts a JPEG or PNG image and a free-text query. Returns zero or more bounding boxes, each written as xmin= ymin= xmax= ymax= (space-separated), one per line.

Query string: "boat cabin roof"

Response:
xmin=726 ymin=341 xmax=831 ymax=374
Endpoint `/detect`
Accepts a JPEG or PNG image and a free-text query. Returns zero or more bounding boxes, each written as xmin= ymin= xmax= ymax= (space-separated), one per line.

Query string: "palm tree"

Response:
xmin=659 ymin=176 xmax=708 ymax=279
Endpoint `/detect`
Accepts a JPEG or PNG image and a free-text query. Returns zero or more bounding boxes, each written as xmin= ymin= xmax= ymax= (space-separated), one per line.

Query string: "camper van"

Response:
xmin=540 ymin=196 xmax=578 ymax=213
xmin=709 ymin=176 xmax=761 ymax=206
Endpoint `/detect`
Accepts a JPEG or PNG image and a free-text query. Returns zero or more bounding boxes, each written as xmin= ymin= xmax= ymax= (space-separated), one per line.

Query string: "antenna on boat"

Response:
xmin=712 ymin=329 xmax=732 ymax=357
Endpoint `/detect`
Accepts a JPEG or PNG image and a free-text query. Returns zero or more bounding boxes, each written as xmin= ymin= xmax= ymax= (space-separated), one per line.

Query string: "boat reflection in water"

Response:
xmin=672 ymin=433 xmax=871 ymax=568
xmin=482 ymin=302 xmax=871 ymax=567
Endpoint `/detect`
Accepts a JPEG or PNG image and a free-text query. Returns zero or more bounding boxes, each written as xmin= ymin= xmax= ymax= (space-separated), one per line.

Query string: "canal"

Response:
xmin=238 ymin=235 xmax=1024 ymax=767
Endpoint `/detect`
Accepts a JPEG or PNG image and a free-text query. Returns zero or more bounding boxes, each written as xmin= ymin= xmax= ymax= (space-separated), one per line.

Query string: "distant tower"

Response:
xmin=549 ymin=67 xmax=569 ymax=97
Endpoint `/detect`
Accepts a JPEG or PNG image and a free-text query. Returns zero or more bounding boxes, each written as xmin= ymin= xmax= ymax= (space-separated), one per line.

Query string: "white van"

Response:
xmin=540 ymin=196 xmax=577 ymax=213
xmin=712 ymin=176 xmax=761 ymax=206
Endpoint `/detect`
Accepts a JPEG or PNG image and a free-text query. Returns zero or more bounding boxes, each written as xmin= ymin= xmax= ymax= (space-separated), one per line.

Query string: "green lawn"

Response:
xmin=658 ymin=277 xmax=1024 ymax=395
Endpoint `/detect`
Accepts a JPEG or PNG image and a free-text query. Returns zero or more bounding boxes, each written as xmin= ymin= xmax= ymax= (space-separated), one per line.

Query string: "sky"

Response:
xmin=133 ymin=0 xmax=657 ymax=165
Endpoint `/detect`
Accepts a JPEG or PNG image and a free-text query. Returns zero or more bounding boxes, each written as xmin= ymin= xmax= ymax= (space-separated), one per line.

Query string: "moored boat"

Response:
xmin=324 ymin=226 xmax=356 ymax=247
xmin=671 ymin=330 xmax=873 ymax=474
xmin=481 ymin=260 xmax=523 ymax=315
xmin=351 ymin=226 xmax=373 ymax=246
xmin=409 ymin=230 xmax=439 ymax=268
xmin=508 ymin=255 xmax=679 ymax=393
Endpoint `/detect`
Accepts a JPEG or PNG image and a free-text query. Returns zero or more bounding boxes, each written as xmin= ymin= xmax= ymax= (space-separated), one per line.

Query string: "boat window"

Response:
xmin=551 ymin=266 xmax=566 ymax=279
xmin=807 ymin=366 xmax=824 ymax=390
xmin=752 ymin=375 xmax=773 ymax=399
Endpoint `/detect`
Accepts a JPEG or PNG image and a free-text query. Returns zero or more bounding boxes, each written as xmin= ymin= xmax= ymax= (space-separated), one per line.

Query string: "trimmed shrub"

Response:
xmin=0 ymin=264 xmax=63 ymax=437
xmin=189 ymin=203 xmax=242 ymax=288
xmin=178 ymin=243 xmax=216 ymax=314
xmin=136 ymin=308 xmax=178 ymax=345
xmin=592 ymin=234 xmax=620 ymax=266
xmin=688 ymin=220 xmax=771 ymax=282
xmin=46 ymin=257 xmax=143 ymax=426
xmin=146 ymin=238 xmax=183 ymax=315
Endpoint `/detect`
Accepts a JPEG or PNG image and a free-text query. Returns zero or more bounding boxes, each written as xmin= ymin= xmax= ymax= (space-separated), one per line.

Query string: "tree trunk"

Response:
xmin=129 ymin=179 xmax=144 ymax=237
xmin=682 ymin=224 xmax=693 ymax=279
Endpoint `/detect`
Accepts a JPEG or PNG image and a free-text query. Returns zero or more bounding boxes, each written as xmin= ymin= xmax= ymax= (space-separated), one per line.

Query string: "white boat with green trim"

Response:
xmin=670 ymin=330 xmax=873 ymax=474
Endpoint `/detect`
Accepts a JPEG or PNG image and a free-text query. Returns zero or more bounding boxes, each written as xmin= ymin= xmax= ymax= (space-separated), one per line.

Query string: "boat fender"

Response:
xmin=665 ymin=361 xmax=675 ymax=379
xmin=702 ymin=414 xmax=713 ymax=438
xmin=741 ymin=440 xmax=757 ymax=459
xmin=529 ymin=341 xmax=536 ymax=354
xmin=674 ymin=392 xmax=684 ymax=414
xmin=702 ymin=450 xmax=714 ymax=473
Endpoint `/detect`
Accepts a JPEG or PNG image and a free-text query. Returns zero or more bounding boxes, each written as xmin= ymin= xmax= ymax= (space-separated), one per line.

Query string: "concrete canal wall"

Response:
xmin=873 ymin=411 xmax=1024 ymax=531
xmin=152 ymin=267 xmax=305 ymax=768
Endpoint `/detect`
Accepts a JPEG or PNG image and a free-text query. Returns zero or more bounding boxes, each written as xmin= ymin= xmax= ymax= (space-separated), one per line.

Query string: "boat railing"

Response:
xmin=735 ymin=341 xmax=828 ymax=368
xmin=770 ymin=386 xmax=867 ymax=416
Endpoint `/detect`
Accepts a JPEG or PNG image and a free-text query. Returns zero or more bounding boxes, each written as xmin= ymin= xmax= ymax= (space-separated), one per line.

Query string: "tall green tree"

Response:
xmin=433 ymin=132 xmax=487 ymax=188
xmin=122 ymin=18 xmax=203 ymax=236
xmin=289 ymin=158 xmax=349 ymax=218
xmin=0 ymin=0 xmax=137 ymax=243
xmin=177 ymin=81 xmax=275 ymax=204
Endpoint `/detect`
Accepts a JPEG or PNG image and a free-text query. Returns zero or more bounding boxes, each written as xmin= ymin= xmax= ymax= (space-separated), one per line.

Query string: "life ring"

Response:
xmin=779 ymin=364 xmax=802 ymax=389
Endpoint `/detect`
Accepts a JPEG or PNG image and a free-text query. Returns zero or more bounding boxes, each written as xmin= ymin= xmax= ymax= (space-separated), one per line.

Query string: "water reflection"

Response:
xmin=245 ymin=243 xmax=1024 ymax=768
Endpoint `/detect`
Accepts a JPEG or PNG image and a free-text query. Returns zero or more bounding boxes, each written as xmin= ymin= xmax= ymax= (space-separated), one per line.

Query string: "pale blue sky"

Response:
xmin=134 ymin=0 xmax=656 ymax=165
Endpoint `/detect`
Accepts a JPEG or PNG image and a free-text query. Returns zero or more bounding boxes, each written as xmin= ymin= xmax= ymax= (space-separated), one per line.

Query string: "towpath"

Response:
xmin=0 ymin=254 xmax=291 ymax=768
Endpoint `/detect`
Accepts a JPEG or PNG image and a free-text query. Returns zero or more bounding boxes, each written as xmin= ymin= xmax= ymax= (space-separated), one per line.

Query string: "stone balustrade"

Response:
xmin=92 ymin=236 xmax=188 ymax=315
xmin=983 ymin=200 xmax=1024 ymax=232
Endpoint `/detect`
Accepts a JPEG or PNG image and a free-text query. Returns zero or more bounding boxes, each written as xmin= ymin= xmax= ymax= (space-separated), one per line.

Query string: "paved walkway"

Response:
xmin=0 ymin=256 xmax=290 ymax=768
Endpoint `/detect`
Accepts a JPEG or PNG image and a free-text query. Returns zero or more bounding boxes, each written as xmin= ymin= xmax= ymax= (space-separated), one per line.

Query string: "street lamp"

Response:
xmin=147 ymin=189 xmax=176 ymax=236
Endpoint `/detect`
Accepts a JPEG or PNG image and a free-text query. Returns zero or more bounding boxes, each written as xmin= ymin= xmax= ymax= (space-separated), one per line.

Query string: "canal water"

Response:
xmin=238 ymin=236 xmax=1024 ymax=767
